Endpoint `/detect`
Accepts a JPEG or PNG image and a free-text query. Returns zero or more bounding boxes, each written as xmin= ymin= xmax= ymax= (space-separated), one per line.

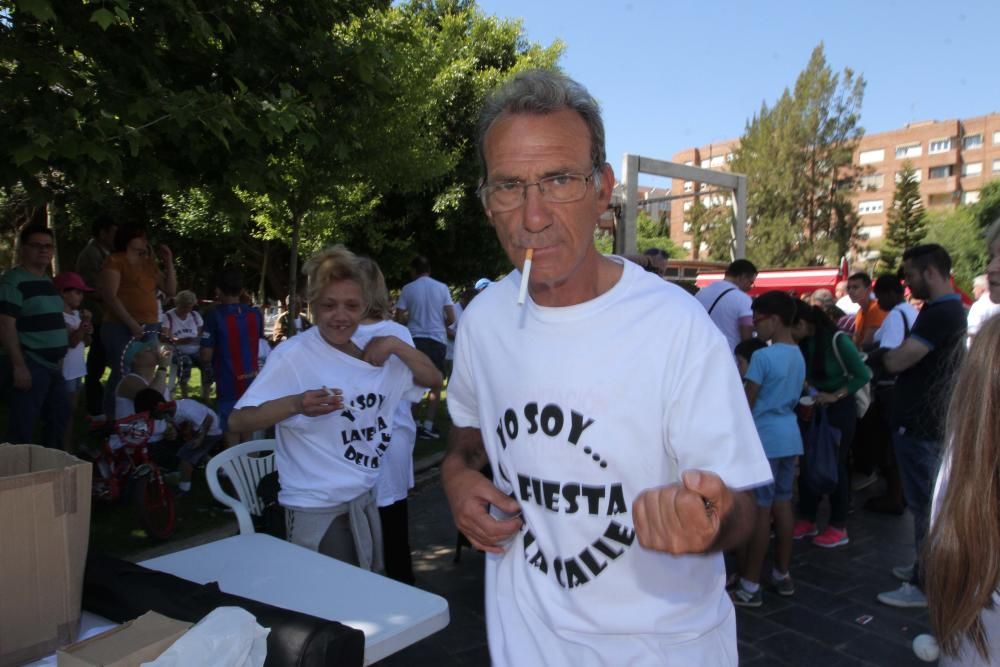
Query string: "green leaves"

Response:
xmin=90 ymin=8 xmax=115 ymax=30
xmin=16 ymin=0 xmax=55 ymax=22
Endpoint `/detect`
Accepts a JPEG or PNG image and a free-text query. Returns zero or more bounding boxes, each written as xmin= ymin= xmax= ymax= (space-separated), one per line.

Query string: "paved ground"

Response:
xmin=376 ymin=471 xmax=934 ymax=666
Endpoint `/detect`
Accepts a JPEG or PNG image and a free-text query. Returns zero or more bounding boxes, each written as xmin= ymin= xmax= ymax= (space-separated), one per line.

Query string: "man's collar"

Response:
xmin=926 ymin=293 xmax=960 ymax=305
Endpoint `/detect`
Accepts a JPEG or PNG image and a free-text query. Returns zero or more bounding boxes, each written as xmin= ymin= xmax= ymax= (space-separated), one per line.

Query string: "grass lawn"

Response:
xmin=3 ymin=368 xmax=452 ymax=557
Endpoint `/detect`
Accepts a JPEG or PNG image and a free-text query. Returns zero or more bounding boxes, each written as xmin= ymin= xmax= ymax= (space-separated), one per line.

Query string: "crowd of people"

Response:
xmin=3 ymin=67 xmax=1000 ymax=665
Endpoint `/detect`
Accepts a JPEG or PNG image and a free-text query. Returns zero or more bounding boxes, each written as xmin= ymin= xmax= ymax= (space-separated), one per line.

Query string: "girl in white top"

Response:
xmin=923 ymin=223 xmax=1000 ymax=666
xmin=229 ymin=246 xmax=441 ymax=570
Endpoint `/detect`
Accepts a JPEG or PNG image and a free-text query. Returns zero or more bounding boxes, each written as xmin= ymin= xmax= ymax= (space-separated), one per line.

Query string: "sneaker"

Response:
xmin=812 ymin=526 xmax=849 ymax=548
xmin=851 ymin=471 xmax=879 ymax=491
xmin=892 ymin=563 xmax=915 ymax=582
xmin=793 ymin=520 xmax=818 ymax=540
xmin=771 ymin=574 xmax=795 ymax=597
xmin=877 ymin=582 xmax=927 ymax=608
xmin=731 ymin=585 xmax=763 ymax=608
xmin=416 ymin=425 xmax=440 ymax=440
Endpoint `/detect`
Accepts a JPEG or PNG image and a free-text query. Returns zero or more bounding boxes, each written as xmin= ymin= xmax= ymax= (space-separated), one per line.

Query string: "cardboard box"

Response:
xmin=57 ymin=611 xmax=192 ymax=667
xmin=0 ymin=444 xmax=92 ymax=667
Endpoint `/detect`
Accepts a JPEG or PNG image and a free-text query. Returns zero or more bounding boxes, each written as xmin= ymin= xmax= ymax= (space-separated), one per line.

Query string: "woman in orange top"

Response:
xmin=97 ymin=224 xmax=176 ymax=418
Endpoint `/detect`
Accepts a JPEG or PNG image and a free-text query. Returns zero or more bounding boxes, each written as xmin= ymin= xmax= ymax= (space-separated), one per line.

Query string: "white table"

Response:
xmin=140 ymin=533 xmax=449 ymax=665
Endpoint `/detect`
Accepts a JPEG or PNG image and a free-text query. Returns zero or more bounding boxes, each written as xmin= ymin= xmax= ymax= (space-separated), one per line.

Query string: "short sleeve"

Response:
xmin=446 ymin=316 xmax=479 ymax=429
xmin=441 ymin=283 xmax=454 ymax=307
xmin=911 ymin=306 xmax=948 ymax=350
xmin=0 ymin=275 xmax=22 ymax=317
xmin=737 ymin=292 xmax=753 ymax=319
xmin=396 ymin=286 xmax=409 ymax=312
xmin=234 ymin=345 xmax=302 ymax=411
xmin=743 ymin=349 xmax=768 ymax=387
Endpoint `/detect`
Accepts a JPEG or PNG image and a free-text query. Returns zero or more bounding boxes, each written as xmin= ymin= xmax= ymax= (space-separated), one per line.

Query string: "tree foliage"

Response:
xmin=729 ymin=43 xmax=865 ymax=267
xmin=879 ymin=161 xmax=927 ymax=271
xmin=1 ymin=0 xmax=561 ymax=297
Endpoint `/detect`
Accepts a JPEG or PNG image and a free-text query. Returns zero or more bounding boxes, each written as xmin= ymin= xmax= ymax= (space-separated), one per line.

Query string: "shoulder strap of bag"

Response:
xmin=708 ymin=287 xmax=737 ymax=314
xmin=831 ymin=331 xmax=849 ymax=376
xmin=900 ymin=309 xmax=911 ymax=338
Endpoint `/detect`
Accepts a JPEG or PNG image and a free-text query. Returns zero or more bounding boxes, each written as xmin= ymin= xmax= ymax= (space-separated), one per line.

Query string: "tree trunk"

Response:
xmin=258 ymin=239 xmax=270 ymax=305
xmin=47 ymin=201 xmax=60 ymax=274
xmin=287 ymin=213 xmax=303 ymax=336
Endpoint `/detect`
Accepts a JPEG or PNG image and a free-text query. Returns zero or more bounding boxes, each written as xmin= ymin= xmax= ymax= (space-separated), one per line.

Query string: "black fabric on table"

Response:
xmin=83 ymin=553 xmax=364 ymax=667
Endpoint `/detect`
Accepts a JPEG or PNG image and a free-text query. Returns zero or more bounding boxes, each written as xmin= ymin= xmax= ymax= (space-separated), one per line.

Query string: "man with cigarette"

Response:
xmin=442 ymin=70 xmax=771 ymax=665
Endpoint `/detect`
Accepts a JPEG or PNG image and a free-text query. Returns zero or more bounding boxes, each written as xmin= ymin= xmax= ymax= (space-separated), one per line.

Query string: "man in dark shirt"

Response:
xmin=871 ymin=244 xmax=966 ymax=609
xmin=75 ymin=217 xmax=117 ymax=417
xmin=0 ymin=223 xmax=70 ymax=447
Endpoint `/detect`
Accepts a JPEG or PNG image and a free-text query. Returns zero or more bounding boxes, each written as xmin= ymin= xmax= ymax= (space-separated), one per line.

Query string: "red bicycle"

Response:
xmin=87 ymin=407 xmax=177 ymax=540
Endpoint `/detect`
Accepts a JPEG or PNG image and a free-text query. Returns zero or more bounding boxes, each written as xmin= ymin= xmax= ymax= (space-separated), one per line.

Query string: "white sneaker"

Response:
xmin=877 ymin=583 xmax=927 ymax=608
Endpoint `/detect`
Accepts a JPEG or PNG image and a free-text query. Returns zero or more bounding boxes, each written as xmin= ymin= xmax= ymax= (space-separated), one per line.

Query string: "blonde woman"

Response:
xmin=924 ymin=221 xmax=1000 ymax=665
xmin=228 ymin=246 xmax=441 ymax=569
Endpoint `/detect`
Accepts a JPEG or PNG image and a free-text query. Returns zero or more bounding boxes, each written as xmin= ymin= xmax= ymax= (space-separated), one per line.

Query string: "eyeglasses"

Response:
xmin=479 ymin=170 xmax=598 ymax=213
xmin=25 ymin=242 xmax=54 ymax=251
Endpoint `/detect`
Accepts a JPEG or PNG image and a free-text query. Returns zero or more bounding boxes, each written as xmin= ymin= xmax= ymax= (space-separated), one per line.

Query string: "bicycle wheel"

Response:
xmin=133 ymin=472 xmax=176 ymax=540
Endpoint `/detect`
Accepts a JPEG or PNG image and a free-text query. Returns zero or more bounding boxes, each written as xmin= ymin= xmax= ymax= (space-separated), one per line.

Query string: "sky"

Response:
xmin=475 ymin=0 xmax=999 ymax=187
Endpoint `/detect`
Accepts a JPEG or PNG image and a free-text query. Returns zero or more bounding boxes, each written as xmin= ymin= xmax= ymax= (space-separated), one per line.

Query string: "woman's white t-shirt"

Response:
xmin=353 ymin=319 xmax=420 ymax=507
xmin=62 ymin=310 xmax=86 ymax=381
xmin=235 ymin=326 xmax=423 ymax=509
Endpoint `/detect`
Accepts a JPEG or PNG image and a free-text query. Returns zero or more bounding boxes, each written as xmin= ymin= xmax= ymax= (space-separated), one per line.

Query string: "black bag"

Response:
xmin=803 ymin=406 xmax=840 ymax=495
xmin=256 ymin=470 xmax=287 ymax=539
xmin=83 ymin=553 xmax=365 ymax=667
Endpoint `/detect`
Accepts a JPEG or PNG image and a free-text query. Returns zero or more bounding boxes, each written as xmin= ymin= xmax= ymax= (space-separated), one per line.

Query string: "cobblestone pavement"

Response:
xmin=377 ymin=472 xmax=933 ymax=666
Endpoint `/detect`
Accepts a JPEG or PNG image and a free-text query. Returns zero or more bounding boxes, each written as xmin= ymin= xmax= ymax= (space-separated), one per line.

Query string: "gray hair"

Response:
xmin=476 ymin=69 xmax=607 ymax=181
xmin=174 ymin=290 xmax=197 ymax=308
xmin=973 ymin=274 xmax=988 ymax=291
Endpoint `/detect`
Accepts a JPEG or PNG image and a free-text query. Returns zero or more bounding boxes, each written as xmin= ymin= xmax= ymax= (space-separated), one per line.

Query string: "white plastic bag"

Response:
xmin=143 ymin=606 xmax=269 ymax=667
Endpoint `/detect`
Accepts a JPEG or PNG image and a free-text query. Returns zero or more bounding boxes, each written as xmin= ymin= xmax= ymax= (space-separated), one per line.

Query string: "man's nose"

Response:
xmin=521 ymin=184 xmax=551 ymax=233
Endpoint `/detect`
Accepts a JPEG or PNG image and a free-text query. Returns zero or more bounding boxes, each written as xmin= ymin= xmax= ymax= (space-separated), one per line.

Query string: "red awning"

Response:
xmin=696 ymin=267 xmax=842 ymax=297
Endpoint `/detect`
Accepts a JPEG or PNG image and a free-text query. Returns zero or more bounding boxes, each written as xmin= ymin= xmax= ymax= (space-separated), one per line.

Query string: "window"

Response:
xmin=858 ymin=148 xmax=885 ymax=165
xmin=962 ymin=162 xmax=982 ymax=176
xmin=683 ymin=181 xmax=693 ymax=193
xmin=859 ymin=173 xmax=885 ymax=190
xmin=928 ymin=193 xmax=952 ymax=207
xmin=963 ymin=134 xmax=983 ymax=150
xmin=895 ymin=169 xmax=922 ymax=183
xmin=858 ymin=200 xmax=884 ymax=215
xmin=682 ymin=241 xmax=693 ymax=251
xmin=725 ymin=152 xmax=734 ymax=162
xmin=700 ymin=159 xmax=710 ymax=168
xmin=859 ymin=224 xmax=883 ymax=239
xmin=994 ymin=131 xmax=1000 ymax=145
xmin=929 ymin=165 xmax=954 ymax=179
xmin=895 ymin=143 xmax=921 ymax=159
xmin=682 ymin=221 xmax=692 ymax=233
xmin=684 ymin=160 xmax=694 ymax=167
xmin=709 ymin=155 xmax=725 ymax=168
xmin=929 ymin=138 xmax=952 ymax=154
xmin=993 ymin=159 xmax=1000 ymax=173
xmin=963 ymin=191 xmax=980 ymax=205
xmin=682 ymin=201 xmax=693 ymax=212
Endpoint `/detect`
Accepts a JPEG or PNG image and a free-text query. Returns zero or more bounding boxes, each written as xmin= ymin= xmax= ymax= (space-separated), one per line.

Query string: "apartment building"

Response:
xmin=668 ymin=113 xmax=1000 ymax=259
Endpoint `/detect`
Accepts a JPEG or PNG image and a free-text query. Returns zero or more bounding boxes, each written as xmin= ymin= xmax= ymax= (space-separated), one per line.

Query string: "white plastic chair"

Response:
xmin=206 ymin=439 xmax=277 ymax=535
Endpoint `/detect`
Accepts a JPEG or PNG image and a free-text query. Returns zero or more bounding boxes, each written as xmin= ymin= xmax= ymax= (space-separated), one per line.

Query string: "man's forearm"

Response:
xmin=443 ymin=426 xmax=489 ymax=475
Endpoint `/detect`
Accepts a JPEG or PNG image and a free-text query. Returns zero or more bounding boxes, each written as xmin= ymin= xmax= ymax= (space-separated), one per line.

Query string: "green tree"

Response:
xmin=729 ymin=43 xmax=865 ymax=266
xmin=924 ymin=207 xmax=986 ymax=294
xmin=879 ymin=161 xmax=927 ymax=271
xmin=967 ymin=179 xmax=1000 ymax=231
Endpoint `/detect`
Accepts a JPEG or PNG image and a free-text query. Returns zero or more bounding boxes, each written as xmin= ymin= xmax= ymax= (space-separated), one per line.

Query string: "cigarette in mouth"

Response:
xmin=517 ymin=248 xmax=533 ymax=306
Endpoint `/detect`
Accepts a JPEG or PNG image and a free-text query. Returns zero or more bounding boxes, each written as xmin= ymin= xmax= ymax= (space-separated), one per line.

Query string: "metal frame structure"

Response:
xmin=616 ymin=154 xmax=747 ymax=260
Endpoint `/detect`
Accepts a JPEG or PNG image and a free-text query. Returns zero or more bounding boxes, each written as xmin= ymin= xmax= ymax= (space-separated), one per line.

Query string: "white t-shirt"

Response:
xmin=353 ymin=320 xmax=419 ymax=507
xmin=161 ymin=308 xmax=204 ymax=355
xmin=62 ymin=310 xmax=86 ymax=381
xmin=836 ymin=294 xmax=861 ymax=316
xmin=446 ymin=302 xmax=464 ymax=361
xmin=174 ymin=398 xmax=222 ymax=437
xmin=966 ymin=293 xmax=1000 ymax=344
xmin=694 ymin=279 xmax=753 ymax=351
xmin=874 ymin=302 xmax=918 ymax=349
xmin=235 ymin=327 xmax=423 ymax=509
xmin=448 ymin=258 xmax=771 ymax=667
xmin=396 ymin=275 xmax=453 ymax=344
